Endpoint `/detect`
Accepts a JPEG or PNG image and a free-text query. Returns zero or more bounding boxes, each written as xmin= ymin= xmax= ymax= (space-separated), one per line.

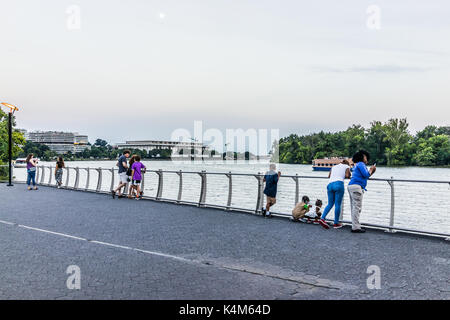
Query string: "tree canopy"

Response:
xmin=274 ymin=119 xmax=449 ymax=166
xmin=0 ymin=109 xmax=25 ymax=164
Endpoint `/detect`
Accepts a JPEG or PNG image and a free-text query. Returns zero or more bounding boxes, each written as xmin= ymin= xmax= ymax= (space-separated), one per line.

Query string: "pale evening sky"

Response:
xmin=1 ymin=0 xmax=449 ymax=149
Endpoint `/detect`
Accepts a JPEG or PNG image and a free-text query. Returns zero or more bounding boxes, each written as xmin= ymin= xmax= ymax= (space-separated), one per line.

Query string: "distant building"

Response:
xmin=116 ymin=140 xmax=210 ymax=157
xmin=25 ymin=130 xmax=90 ymax=154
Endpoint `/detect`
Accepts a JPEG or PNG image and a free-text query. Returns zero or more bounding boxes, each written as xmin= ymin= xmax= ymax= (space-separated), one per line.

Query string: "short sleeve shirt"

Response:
xmin=263 ymin=170 xmax=279 ymax=198
xmin=131 ymin=162 xmax=145 ymax=181
xmin=329 ymin=163 xmax=349 ymax=183
xmin=118 ymin=155 xmax=127 ymax=174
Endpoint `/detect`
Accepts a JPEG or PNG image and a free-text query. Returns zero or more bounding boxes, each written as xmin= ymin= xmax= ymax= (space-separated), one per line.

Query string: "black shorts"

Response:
xmin=132 ymin=180 xmax=141 ymax=185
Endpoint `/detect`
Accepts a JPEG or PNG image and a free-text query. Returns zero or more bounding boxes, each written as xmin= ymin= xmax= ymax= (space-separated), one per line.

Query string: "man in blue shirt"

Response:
xmin=262 ymin=163 xmax=281 ymax=218
xmin=348 ymin=150 xmax=376 ymax=233
xmin=112 ymin=150 xmax=131 ymax=199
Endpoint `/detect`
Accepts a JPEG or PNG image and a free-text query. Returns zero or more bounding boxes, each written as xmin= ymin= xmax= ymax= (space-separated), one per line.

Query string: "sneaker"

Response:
xmin=351 ymin=228 xmax=366 ymax=233
xmin=318 ymin=219 xmax=330 ymax=229
xmin=261 ymin=208 xmax=266 ymax=217
xmin=33 ymin=187 xmax=38 ymax=190
xmin=333 ymin=223 xmax=343 ymax=229
xmin=299 ymin=218 xmax=308 ymax=223
xmin=27 ymin=187 xmax=31 ymax=190
xmin=265 ymin=213 xmax=272 ymax=219
xmin=135 ymin=197 xmax=140 ymax=200
xmin=111 ymin=190 xmax=116 ymax=199
xmin=313 ymin=219 xmax=320 ymax=225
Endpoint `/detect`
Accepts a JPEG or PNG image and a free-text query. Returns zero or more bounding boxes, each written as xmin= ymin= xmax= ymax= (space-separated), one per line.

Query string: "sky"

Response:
xmin=1 ymin=0 xmax=450 ymax=151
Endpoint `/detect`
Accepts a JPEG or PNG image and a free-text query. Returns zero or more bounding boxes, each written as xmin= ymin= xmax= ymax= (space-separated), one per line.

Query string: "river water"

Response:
xmin=13 ymin=160 xmax=450 ymax=235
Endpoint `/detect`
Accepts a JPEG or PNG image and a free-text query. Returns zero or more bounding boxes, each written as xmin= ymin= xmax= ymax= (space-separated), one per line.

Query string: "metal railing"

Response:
xmin=10 ymin=165 xmax=450 ymax=240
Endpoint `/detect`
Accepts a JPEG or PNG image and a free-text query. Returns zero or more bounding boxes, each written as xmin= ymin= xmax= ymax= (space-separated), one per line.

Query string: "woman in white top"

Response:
xmin=318 ymin=160 xmax=351 ymax=229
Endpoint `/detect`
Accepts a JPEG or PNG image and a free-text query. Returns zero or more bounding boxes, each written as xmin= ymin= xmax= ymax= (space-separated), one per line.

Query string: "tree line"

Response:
xmin=273 ymin=119 xmax=450 ymax=166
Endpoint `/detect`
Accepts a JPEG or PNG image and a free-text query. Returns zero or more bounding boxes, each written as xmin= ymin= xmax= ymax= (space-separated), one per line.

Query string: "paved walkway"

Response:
xmin=0 ymin=184 xmax=449 ymax=299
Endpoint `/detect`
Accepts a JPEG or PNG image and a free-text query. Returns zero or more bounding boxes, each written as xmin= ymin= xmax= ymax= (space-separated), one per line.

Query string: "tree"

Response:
xmin=20 ymin=141 xmax=52 ymax=159
xmin=365 ymin=121 xmax=388 ymax=165
xmin=94 ymin=139 xmax=108 ymax=147
xmin=383 ymin=118 xmax=412 ymax=165
xmin=0 ymin=109 xmax=25 ymax=163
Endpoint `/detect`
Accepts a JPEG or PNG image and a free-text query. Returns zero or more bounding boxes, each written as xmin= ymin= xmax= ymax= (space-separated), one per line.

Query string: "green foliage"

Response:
xmin=20 ymin=141 xmax=56 ymax=161
xmin=0 ymin=109 xmax=25 ymax=163
xmin=275 ymin=118 xmax=450 ymax=167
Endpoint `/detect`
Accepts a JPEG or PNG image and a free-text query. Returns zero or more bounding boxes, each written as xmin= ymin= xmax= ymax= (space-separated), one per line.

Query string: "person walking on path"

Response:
xmin=262 ymin=163 xmax=281 ymax=218
xmin=130 ymin=155 xmax=146 ymax=200
xmin=319 ymin=159 xmax=352 ymax=230
xmin=55 ymin=157 xmax=65 ymax=188
xmin=112 ymin=150 xmax=131 ymax=199
xmin=347 ymin=150 xmax=376 ymax=233
xmin=26 ymin=153 xmax=38 ymax=190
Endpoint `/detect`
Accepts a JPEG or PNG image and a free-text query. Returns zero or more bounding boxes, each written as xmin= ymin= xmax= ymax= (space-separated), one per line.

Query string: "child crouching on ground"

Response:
xmin=291 ymin=196 xmax=313 ymax=222
xmin=304 ymin=199 xmax=323 ymax=224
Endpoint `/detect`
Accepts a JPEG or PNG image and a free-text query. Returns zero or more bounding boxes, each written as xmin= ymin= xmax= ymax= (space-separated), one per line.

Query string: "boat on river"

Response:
xmin=13 ymin=158 xmax=39 ymax=168
xmin=312 ymin=157 xmax=353 ymax=171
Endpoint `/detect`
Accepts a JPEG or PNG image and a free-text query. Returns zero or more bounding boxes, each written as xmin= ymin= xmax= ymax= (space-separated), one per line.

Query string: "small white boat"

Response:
xmin=13 ymin=158 xmax=27 ymax=168
xmin=14 ymin=158 xmax=40 ymax=168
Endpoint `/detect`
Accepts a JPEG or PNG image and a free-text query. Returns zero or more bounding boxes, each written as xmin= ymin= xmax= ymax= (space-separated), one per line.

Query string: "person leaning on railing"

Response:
xmin=347 ymin=150 xmax=376 ymax=233
xmin=261 ymin=163 xmax=281 ymax=218
xmin=318 ymin=159 xmax=352 ymax=230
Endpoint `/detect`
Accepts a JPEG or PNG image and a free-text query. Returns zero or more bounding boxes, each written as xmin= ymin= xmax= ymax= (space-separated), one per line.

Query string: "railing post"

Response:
xmin=226 ymin=172 xmax=232 ymax=211
xmin=85 ymin=168 xmax=90 ymax=191
xmin=198 ymin=170 xmax=207 ymax=207
xmin=292 ymin=174 xmax=299 ymax=205
xmin=110 ymin=168 xmax=115 ymax=192
xmin=387 ymin=177 xmax=396 ymax=233
xmin=96 ymin=168 xmax=102 ymax=193
xmin=141 ymin=169 xmax=145 ymax=195
xmin=339 ymin=196 xmax=344 ymax=222
xmin=65 ymin=167 xmax=70 ymax=188
xmin=176 ymin=170 xmax=183 ymax=203
xmin=47 ymin=166 xmax=52 ymax=185
xmin=255 ymin=172 xmax=264 ymax=214
xmin=40 ymin=165 xmax=46 ymax=184
xmin=35 ymin=166 xmax=40 ymax=184
xmin=156 ymin=169 xmax=163 ymax=200
xmin=74 ymin=167 xmax=80 ymax=190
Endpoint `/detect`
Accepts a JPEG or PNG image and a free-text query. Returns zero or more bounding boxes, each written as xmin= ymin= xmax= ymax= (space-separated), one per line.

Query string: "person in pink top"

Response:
xmin=130 ymin=155 xmax=146 ymax=200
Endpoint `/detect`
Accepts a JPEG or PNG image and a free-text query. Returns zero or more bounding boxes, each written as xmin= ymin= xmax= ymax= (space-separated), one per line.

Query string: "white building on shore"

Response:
xmin=116 ymin=140 xmax=211 ymax=157
xmin=24 ymin=130 xmax=90 ymax=154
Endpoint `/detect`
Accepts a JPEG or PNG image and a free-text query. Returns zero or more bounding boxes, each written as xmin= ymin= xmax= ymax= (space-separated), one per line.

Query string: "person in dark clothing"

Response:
xmin=55 ymin=157 xmax=65 ymax=188
xmin=262 ymin=163 xmax=281 ymax=218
